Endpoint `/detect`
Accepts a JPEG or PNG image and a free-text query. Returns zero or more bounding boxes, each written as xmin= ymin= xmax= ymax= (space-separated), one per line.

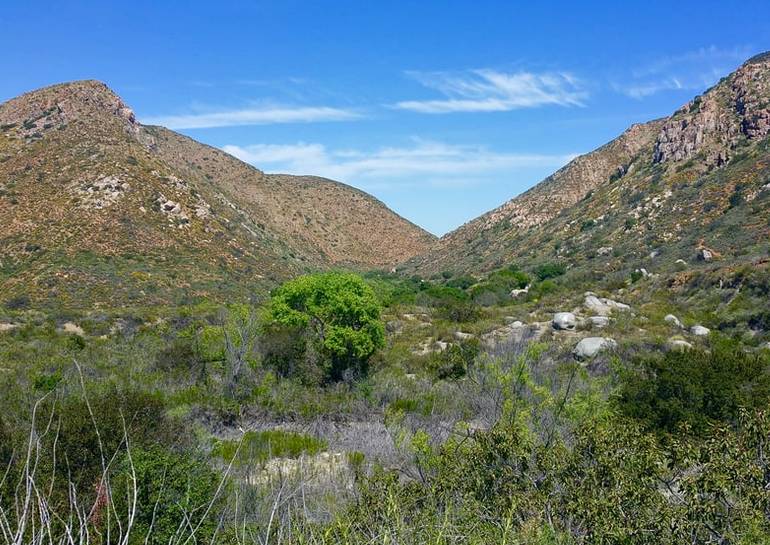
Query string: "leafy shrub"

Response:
xmin=111 ymin=445 xmax=223 ymax=545
xmin=262 ymin=272 xmax=385 ymax=383
xmin=427 ymin=339 xmax=480 ymax=379
xmin=618 ymin=340 xmax=770 ymax=435
xmin=534 ymin=262 xmax=566 ymax=280
xmin=445 ymin=275 xmax=475 ymax=290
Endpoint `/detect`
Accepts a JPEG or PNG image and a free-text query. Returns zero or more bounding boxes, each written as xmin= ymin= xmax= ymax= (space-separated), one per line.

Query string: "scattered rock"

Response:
xmin=60 ymin=322 xmax=85 ymax=336
xmin=573 ymin=337 xmax=617 ymax=360
xmin=649 ymin=250 xmax=660 ymax=259
xmin=553 ymin=312 xmax=577 ymax=331
xmin=77 ymin=175 xmax=129 ymax=209
xmin=411 ymin=338 xmax=450 ymax=356
xmin=664 ymin=314 xmax=683 ymax=329
xmin=666 ymin=338 xmax=694 ymax=351
xmin=386 ymin=320 xmax=403 ymax=334
xmin=584 ymin=294 xmax=630 ymax=316
xmin=587 ymin=316 xmax=610 ymax=329
xmin=454 ymin=331 xmax=474 ymax=341
xmin=597 ymin=246 xmax=614 ymax=256
xmin=690 ymin=325 xmax=710 ymax=337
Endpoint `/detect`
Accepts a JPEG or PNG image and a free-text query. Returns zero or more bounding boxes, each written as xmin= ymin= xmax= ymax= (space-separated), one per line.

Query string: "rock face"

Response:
xmin=690 ymin=325 xmax=711 ymax=337
xmin=653 ymin=53 xmax=770 ymax=167
xmin=553 ymin=312 xmax=577 ymax=331
xmin=405 ymin=52 xmax=770 ymax=279
xmin=574 ymin=337 xmax=617 ymax=360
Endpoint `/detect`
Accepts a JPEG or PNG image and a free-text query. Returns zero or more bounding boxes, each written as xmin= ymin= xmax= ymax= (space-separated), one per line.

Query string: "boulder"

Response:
xmin=573 ymin=337 xmax=617 ymax=360
xmin=584 ymin=294 xmax=630 ymax=316
xmin=666 ymin=338 xmax=693 ymax=351
xmin=675 ymin=259 xmax=687 ymax=266
xmin=588 ymin=316 xmax=610 ymax=329
xmin=553 ymin=312 xmax=576 ymax=331
xmin=690 ymin=325 xmax=710 ymax=337
xmin=664 ymin=314 xmax=683 ymax=329
xmin=454 ymin=331 xmax=474 ymax=341
xmin=510 ymin=285 xmax=530 ymax=298
xmin=698 ymin=248 xmax=713 ymax=262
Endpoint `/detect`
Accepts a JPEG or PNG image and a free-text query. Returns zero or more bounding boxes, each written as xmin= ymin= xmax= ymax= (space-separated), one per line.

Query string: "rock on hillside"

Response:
xmin=407 ymin=52 xmax=770 ymax=277
xmin=0 ymin=80 xmax=434 ymax=308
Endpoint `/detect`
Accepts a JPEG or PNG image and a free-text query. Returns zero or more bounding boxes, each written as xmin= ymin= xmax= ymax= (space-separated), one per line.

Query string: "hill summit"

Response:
xmin=0 ymin=81 xmax=435 ymax=308
xmin=408 ymin=52 xmax=770 ymax=277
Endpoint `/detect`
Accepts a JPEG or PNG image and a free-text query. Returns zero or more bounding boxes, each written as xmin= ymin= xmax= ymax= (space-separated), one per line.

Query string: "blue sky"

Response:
xmin=2 ymin=1 xmax=768 ymax=235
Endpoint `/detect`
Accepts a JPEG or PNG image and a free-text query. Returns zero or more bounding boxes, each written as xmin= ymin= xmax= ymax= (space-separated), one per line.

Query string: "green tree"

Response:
xmin=263 ymin=272 xmax=385 ymax=382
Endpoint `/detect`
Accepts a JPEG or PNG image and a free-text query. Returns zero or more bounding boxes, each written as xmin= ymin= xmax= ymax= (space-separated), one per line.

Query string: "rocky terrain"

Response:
xmin=0 ymin=81 xmax=434 ymax=308
xmin=408 ymin=52 xmax=770 ymax=278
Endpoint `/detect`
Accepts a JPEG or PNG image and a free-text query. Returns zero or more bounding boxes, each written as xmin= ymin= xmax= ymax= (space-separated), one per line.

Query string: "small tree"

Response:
xmin=262 ymin=272 xmax=385 ymax=382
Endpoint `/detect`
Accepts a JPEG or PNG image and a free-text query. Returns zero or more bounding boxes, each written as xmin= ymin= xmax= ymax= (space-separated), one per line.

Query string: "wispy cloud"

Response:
xmin=142 ymin=104 xmax=362 ymax=129
xmin=393 ymin=69 xmax=587 ymax=114
xmin=615 ymin=45 xmax=753 ymax=99
xmin=222 ymin=139 xmax=577 ymax=188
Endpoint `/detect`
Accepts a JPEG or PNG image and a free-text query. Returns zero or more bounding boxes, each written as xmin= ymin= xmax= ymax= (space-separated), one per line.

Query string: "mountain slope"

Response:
xmin=0 ymin=81 xmax=434 ymax=308
xmin=408 ymin=52 xmax=770 ymax=277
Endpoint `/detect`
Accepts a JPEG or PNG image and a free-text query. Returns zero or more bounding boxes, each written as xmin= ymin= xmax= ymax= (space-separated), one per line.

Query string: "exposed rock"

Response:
xmin=510 ymin=284 xmax=530 ymax=298
xmin=699 ymin=248 xmax=714 ymax=262
xmin=573 ymin=337 xmax=617 ymax=360
xmin=675 ymin=259 xmax=687 ymax=265
xmin=664 ymin=314 xmax=683 ymax=329
xmin=666 ymin=338 xmax=694 ymax=351
xmin=77 ymin=175 xmax=129 ymax=209
xmin=454 ymin=331 xmax=475 ymax=341
xmin=411 ymin=338 xmax=450 ymax=356
xmin=597 ymin=246 xmax=613 ymax=256
xmin=385 ymin=320 xmax=403 ymax=334
xmin=59 ymin=322 xmax=85 ymax=336
xmin=588 ymin=316 xmax=610 ymax=329
xmin=553 ymin=312 xmax=577 ymax=331
xmin=482 ymin=321 xmax=546 ymax=348
xmin=690 ymin=325 xmax=711 ymax=337
xmin=584 ymin=294 xmax=630 ymax=316
xmin=0 ymin=322 xmax=19 ymax=332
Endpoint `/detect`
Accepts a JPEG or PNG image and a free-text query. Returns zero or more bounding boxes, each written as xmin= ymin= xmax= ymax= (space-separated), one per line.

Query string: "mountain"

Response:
xmin=0 ymin=81 xmax=434 ymax=308
xmin=408 ymin=52 xmax=770 ymax=277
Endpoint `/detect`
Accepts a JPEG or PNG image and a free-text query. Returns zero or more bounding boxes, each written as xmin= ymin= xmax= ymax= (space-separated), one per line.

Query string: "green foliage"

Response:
xmin=211 ymin=429 xmax=327 ymax=465
xmin=263 ymin=272 xmax=385 ymax=382
xmin=427 ymin=339 xmax=480 ymax=379
xmin=618 ymin=340 xmax=770 ymax=435
xmin=534 ymin=262 xmax=566 ymax=280
xmin=111 ymin=445 xmax=223 ymax=545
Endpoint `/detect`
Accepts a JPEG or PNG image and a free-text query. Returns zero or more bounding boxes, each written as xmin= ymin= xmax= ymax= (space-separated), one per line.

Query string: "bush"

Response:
xmin=111 ymin=445 xmax=223 ymax=545
xmin=534 ymin=262 xmax=566 ymax=281
xmin=263 ymin=272 xmax=385 ymax=383
xmin=618 ymin=340 xmax=770 ymax=435
xmin=427 ymin=339 xmax=480 ymax=379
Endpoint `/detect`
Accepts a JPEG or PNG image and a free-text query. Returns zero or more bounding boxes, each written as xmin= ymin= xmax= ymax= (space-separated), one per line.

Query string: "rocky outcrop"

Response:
xmin=574 ymin=337 xmax=617 ymax=360
xmin=653 ymin=53 xmax=770 ymax=167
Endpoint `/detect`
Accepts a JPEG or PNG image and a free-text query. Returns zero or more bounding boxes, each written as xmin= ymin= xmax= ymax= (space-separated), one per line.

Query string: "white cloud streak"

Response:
xmin=222 ymin=139 xmax=577 ymax=188
xmin=141 ymin=105 xmax=362 ymax=129
xmin=393 ymin=69 xmax=587 ymax=113
xmin=616 ymin=45 xmax=753 ymax=99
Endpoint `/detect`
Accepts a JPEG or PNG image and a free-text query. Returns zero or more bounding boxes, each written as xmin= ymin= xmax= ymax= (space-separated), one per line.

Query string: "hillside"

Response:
xmin=408 ymin=52 xmax=770 ymax=278
xmin=0 ymin=81 xmax=434 ymax=308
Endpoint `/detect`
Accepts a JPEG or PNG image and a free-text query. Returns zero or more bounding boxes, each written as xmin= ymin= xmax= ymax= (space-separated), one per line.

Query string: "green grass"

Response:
xmin=211 ymin=430 xmax=327 ymax=465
